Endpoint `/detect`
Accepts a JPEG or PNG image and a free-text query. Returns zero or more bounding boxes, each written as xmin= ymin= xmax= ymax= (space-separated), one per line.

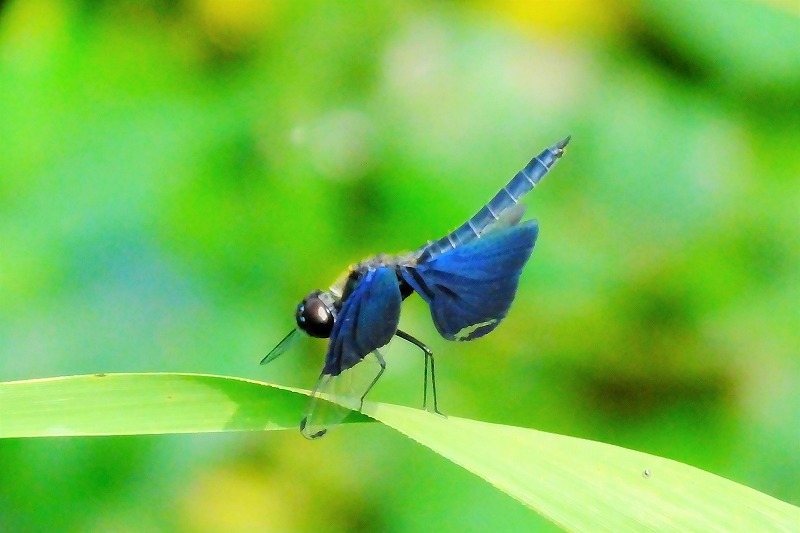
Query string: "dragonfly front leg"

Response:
xmin=359 ymin=350 xmax=386 ymax=411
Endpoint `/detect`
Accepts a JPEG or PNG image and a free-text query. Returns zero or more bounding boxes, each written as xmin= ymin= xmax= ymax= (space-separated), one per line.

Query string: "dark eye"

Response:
xmin=296 ymin=291 xmax=335 ymax=338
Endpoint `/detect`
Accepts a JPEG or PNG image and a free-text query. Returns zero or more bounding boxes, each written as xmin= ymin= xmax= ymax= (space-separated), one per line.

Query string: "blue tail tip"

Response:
xmin=553 ymin=134 xmax=571 ymax=156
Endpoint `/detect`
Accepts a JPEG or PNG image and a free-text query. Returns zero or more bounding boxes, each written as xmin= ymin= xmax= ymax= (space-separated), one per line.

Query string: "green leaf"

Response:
xmin=0 ymin=373 xmax=368 ymax=437
xmin=361 ymin=401 xmax=800 ymax=532
xmin=1 ymin=373 xmax=798 ymax=532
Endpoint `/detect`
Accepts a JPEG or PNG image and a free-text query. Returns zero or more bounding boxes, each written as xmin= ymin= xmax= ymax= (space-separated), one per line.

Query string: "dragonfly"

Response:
xmin=263 ymin=136 xmax=570 ymax=438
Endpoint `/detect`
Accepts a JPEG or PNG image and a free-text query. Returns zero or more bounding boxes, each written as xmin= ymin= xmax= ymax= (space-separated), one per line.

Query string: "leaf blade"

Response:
xmin=1 ymin=372 xmax=797 ymax=532
xmin=0 ymin=373 xmax=367 ymax=437
xmin=360 ymin=401 xmax=800 ymax=532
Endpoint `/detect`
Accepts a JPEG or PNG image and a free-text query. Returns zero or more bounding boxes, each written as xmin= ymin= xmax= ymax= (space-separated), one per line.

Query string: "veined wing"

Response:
xmin=323 ymin=266 xmax=402 ymax=376
xmin=260 ymin=328 xmax=300 ymax=365
xmin=302 ymin=266 xmax=402 ymax=438
xmin=401 ymin=221 xmax=538 ymax=341
xmin=301 ymin=351 xmax=385 ymax=439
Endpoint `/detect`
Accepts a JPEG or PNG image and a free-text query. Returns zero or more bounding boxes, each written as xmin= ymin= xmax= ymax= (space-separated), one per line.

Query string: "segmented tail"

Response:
xmin=417 ymin=135 xmax=570 ymax=262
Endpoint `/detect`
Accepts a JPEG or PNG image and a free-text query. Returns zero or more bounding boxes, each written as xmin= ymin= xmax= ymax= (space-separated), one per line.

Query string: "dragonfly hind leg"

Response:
xmin=395 ymin=329 xmax=445 ymax=416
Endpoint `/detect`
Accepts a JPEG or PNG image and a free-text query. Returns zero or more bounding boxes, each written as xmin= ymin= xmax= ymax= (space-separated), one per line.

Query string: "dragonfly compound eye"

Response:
xmin=296 ymin=291 xmax=335 ymax=338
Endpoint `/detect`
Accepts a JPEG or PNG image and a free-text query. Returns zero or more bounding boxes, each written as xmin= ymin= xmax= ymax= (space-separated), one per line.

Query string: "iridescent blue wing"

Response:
xmin=301 ymin=266 xmax=401 ymax=438
xmin=401 ymin=220 xmax=538 ymax=341
xmin=324 ymin=266 xmax=402 ymax=376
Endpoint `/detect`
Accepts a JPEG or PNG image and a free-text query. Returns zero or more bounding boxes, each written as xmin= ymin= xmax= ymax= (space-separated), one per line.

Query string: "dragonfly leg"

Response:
xmin=358 ymin=350 xmax=386 ymax=412
xmin=395 ymin=329 xmax=444 ymax=416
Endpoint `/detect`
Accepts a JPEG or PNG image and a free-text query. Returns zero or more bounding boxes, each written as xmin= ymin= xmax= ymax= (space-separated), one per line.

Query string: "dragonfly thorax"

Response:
xmin=296 ymin=290 xmax=338 ymax=338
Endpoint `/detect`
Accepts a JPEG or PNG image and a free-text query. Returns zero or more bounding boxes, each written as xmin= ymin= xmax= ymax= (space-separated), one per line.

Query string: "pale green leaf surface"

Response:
xmin=0 ymin=373 xmax=368 ymax=437
xmin=361 ymin=401 xmax=800 ymax=532
xmin=0 ymin=373 xmax=797 ymax=532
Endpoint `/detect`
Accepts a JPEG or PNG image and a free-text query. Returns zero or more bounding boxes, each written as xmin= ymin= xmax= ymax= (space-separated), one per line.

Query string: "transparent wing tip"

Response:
xmin=260 ymin=328 xmax=299 ymax=365
xmin=300 ymin=416 xmax=328 ymax=440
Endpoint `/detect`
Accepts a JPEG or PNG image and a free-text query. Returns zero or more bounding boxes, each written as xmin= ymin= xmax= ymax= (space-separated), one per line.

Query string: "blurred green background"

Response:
xmin=1 ymin=0 xmax=799 ymax=531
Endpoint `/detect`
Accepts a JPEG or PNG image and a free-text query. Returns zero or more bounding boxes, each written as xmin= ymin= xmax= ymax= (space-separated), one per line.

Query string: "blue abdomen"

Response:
xmin=417 ymin=136 xmax=570 ymax=262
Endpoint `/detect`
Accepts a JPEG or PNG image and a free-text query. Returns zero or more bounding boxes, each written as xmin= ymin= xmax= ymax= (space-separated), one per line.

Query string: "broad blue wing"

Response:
xmin=401 ymin=220 xmax=538 ymax=341
xmin=323 ymin=266 xmax=402 ymax=376
xmin=301 ymin=267 xmax=401 ymax=438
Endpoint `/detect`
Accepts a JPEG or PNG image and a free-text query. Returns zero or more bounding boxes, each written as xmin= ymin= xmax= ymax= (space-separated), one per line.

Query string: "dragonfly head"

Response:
xmin=296 ymin=290 xmax=337 ymax=338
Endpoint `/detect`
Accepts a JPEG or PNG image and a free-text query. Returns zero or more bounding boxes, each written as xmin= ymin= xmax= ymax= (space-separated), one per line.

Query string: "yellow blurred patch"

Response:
xmin=474 ymin=0 xmax=624 ymax=37
xmin=179 ymin=466 xmax=298 ymax=532
xmin=0 ymin=0 xmax=69 ymax=70
xmin=189 ymin=0 xmax=277 ymax=49
xmin=759 ymin=0 xmax=800 ymax=16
